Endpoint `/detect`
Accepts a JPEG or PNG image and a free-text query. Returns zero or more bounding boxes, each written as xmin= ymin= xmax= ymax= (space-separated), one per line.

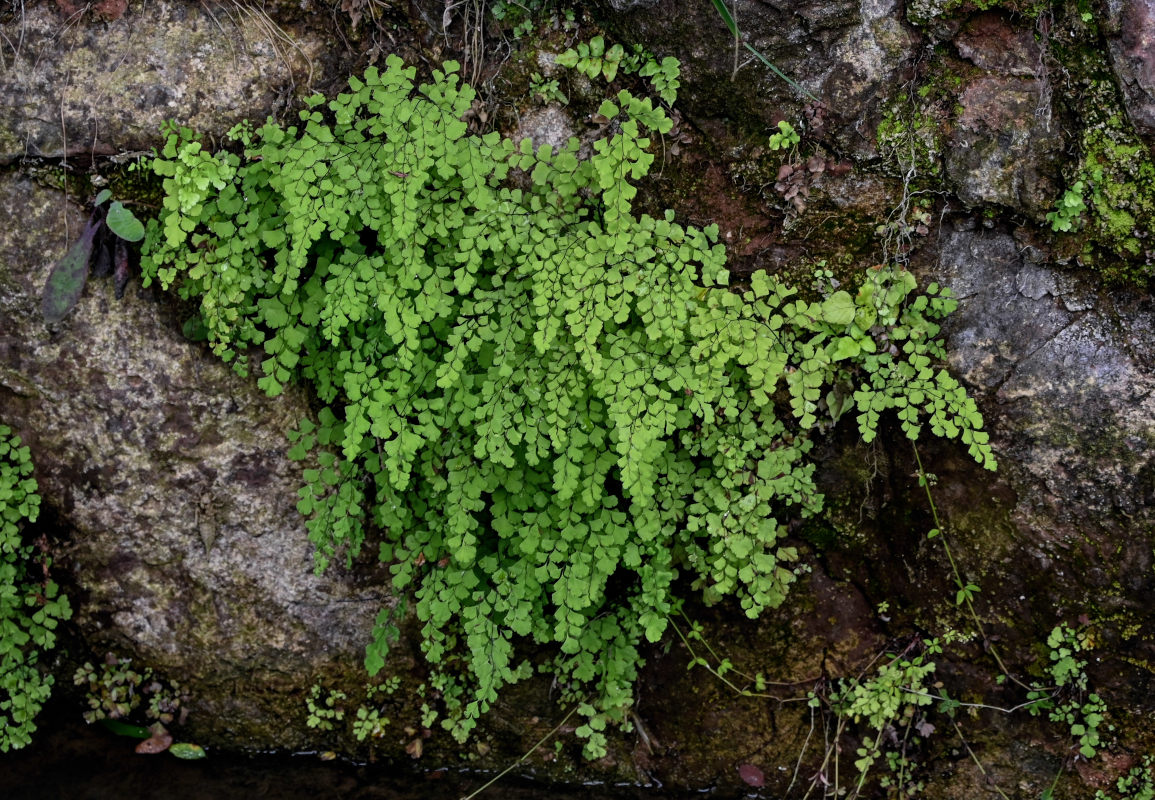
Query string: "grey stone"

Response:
xmin=905 ymin=0 xmax=965 ymax=37
xmin=605 ymin=0 xmax=918 ymax=161
xmin=512 ymin=106 xmax=578 ymax=152
xmin=933 ymin=229 xmax=1155 ymax=545
xmin=1105 ymin=0 xmax=1155 ymax=135
xmin=0 ymin=2 xmax=326 ymax=163
xmin=0 ymin=174 xmax=377 ymax=748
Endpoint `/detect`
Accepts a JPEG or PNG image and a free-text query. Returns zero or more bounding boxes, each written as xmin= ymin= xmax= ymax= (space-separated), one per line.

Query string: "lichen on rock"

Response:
xmin=0 ymin=1 xmax=326 ymax=164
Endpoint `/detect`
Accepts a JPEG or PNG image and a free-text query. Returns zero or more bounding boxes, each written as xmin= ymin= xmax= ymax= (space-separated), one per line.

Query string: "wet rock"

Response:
xmin=955 ymin=13 xmax=1043 ymax=77
xmin=0 ymin=174 xmax=378 ymax=748
xmin=932 ymin=227 xmax=1155 ymax=569
xmin=0 ymin=2 xmax=325 ymax=163
xmin=1103 ymin=0 xmax=1155 ymax=136
xmin=820 ymin=0 xmax=917 ymax=145
xmin=904 ymin=0 xmax=967 ymax=37
xmin=945 ymin=76 xmax=1061 ymax=215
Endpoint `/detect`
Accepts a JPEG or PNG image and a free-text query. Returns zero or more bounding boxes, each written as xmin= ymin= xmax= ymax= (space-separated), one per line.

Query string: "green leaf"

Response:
xmin=820 ymin=291 xmax=856 ymax=326
xmin=831 ymin=336 xmax=860 ymax=360
xmin=106 ymin=202 xmax=146 ymax=242
xmin=98 ymin=719 xmax=151 ymax=739
xmin=168 ymin=743 xmax=207 ymax=760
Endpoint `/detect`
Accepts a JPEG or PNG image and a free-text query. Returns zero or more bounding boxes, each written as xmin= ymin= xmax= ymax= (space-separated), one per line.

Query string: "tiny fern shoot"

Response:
xmin=140 ymin=55 xmax=995 ymax=757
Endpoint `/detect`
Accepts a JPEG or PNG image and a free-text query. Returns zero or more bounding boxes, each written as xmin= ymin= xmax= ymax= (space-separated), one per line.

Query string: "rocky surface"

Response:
xmin=955 ymin=12 xmax=1043 ymax=76
xmin=942 ymin=11 xmax=1063 ymax=217
xmin=607 ymin=0 xmax=916 ymax=161
xmin=0 ymin=0 xmax=325 ymax=163
xmin=931 ymin=226 xmax=1155 ymax=620
xmin=0 ymin=173 xmax=380 ymax=747
xmin=1104 ymin=0 xmax=1155 ymax=134
xmin=946 ymin=76 xmax=1061 ymax=214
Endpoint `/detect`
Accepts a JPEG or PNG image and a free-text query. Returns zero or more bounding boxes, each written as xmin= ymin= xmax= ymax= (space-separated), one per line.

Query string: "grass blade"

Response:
xmin=743 ymin=42 xmax=819 ymax=101
xmin=709 ymin=0 xmax=820 ymax=101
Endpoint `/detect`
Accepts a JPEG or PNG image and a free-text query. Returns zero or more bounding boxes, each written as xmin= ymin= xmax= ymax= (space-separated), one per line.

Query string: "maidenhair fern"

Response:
xmin=140 ymin=55 xmax=995 ymax=757
xmin=0 ymin=425 xmax=71 ymax=751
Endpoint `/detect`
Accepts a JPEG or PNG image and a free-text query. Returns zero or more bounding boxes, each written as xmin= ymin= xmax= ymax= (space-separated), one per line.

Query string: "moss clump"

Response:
xmin=877 ymin=106 xmax=944 ymax=179
xmin=1050 ymin=79 xmax=1155 ymax=285
xmin=906 ymin=0 xmax=1050 ymax=27
xmin=1077 ymin=116 xmax=1155 ymax=281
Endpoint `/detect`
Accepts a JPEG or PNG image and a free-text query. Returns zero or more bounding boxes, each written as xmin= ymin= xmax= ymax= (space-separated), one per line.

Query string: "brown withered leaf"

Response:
xmin=135 ymin=723 xmax=172 ymax=755
xmin=341 ymin=0 xmax=364 ymax=29
xmin=738 ymin=763 xmax=765 ymax=787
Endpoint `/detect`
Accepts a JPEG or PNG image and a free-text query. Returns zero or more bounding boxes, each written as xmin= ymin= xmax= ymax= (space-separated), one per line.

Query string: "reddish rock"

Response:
xmin=946 ymin=76 xmax=1062 ymax=215
xmin=955 ymin=13 xmax=1043 ymax=76
xmin=1107 ymin=0 xmax=1155 ymax=134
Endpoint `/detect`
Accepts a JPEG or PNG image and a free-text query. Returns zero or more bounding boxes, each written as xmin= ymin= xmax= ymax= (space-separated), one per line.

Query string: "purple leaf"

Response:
xmin=92 ymin=236 xmax=113 ymax=278
xmin=42 ymin=217 xmax=100 ymax=323
xmin=114 ymin=238 xmax=130 ymax=299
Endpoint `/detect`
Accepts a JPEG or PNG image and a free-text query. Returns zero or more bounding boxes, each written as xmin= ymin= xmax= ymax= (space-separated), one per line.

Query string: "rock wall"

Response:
xmin=0 ymin=171 xmax=386 ymax=747
xmin=1 ymin=0 xmax=1153 ymax=796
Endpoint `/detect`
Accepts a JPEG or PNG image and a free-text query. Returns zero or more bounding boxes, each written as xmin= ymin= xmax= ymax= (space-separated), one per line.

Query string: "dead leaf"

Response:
xmin=738 ymin=763 xmax=765 ymax=787
xmin=406 ymin=737 xmax=423 ymax=759
xmin=135 ymin=723 xmax=172 ymax=754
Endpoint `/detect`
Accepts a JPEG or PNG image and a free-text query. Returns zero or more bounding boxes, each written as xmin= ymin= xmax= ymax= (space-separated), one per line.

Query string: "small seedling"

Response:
xmin=769 ymin=120 xmax=800 ymax=151
xmin=1047 ymin=181 xmax=1087 ymax=232
xmin=529 ymin=73 xmax=567 ymax=105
